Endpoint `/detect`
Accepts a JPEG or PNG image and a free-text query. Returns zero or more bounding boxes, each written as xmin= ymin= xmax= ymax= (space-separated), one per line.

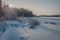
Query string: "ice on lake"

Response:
xmin=0 ymin=17 xmax=60 ymax=40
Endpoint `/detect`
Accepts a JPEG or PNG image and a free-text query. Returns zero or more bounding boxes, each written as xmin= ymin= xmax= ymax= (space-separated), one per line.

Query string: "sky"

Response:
xmin=2 ymin=0 xmax=60 ymax=15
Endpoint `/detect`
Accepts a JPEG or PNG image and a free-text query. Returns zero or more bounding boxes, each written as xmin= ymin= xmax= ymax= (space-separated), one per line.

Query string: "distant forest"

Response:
xmin=0 ymin=8 xmax=36 ymax=17
xmin=0 ymin=4 xmax=60 ymax=18
xmin=39 ymin=15 xmax=60 ymax=17
xmin=0 ymin=4 xmax=37 ymax=18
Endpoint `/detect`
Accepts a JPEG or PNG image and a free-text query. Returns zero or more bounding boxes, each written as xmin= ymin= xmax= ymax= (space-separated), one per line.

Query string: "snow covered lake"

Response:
xmin=0 ymin=17 xmax=60 ymax=40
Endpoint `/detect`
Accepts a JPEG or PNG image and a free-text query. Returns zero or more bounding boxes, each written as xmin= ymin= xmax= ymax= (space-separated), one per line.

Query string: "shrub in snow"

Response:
xmin=28 ymin=18 xmax=40 ymax=29
xmin=49 ymin=22 xmax=56 ymax=25
xmin=29 ymin=18 xmax=40 ymax=25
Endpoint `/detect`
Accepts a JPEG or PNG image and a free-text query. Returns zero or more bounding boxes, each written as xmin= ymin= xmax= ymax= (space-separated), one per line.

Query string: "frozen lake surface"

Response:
xmin=0 ymin=17 xmax=60 ymax=40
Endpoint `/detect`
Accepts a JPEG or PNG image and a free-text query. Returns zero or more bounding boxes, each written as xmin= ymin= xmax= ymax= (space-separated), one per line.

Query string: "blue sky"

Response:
xmin=2 ymin=0 xmax=60 ymax=15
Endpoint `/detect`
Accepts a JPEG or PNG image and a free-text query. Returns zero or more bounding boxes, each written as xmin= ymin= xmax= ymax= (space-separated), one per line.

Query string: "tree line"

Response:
xmin=0 ymin=7 xmax=35 ymax=17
